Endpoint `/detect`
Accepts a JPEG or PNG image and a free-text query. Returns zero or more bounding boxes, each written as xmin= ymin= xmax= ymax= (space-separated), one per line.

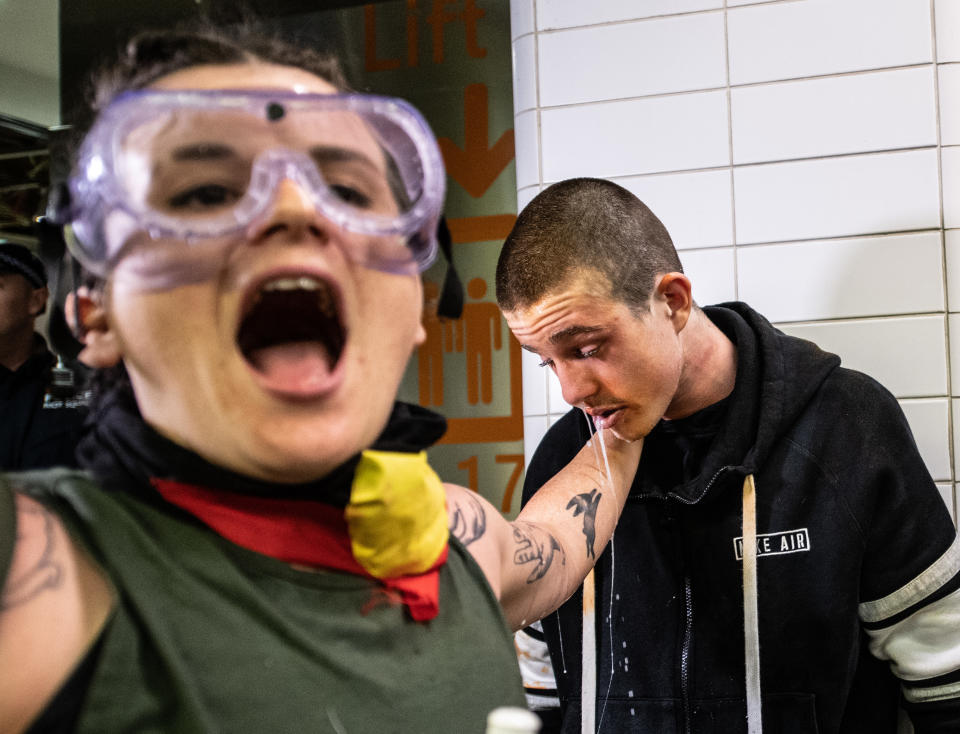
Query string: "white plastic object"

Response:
xmin=485 ymin=706 xmax=542 ymax=733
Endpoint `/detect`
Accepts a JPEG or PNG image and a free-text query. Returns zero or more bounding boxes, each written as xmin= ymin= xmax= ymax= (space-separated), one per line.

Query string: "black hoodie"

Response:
xmin=522 ymin=302 xmax=960 ymax=734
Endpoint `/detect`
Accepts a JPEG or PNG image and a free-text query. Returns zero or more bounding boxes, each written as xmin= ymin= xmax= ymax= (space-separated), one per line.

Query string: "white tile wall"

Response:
xmin=512 ymin=33 xmax=537 ymax=113
xmin=953 ymin=399 xmax=960 ymax=482
xmin=778 ymin=315 xmax=948 ymax=398
xmin=947 ymin=314 xmax=960 ymax=389
xmin=679 ymin=247 xmax=737 ymax=305
xmin=731 ymin=67 xmax=937 ymax=164
xmin=536 ymin=0 xmax=722 ymax=30
xmin=936 ymin=0 xmax=960 ymax=62
xmin=737 ymin=232 xmax=944 ymax=322
xmin=514 ymin=109 xmax=539 ymax=188
xmin=727 ymin=0 xmax=933 ymax=86
xmin=619 ymin=169 xmax=734 ymax=249
xmin=540 ymin=90 xmax=729 ymax=181
xmin=538 ymin=13 xmax=726 ymax=107
xmin=733 ymin=149 xmax=941 ymax=244
xmin=523 ymin=415 xmax=550 ymax=471
xmin=939 ymin=484 xmax=956 ymax=523
xmin=941 ymin=65 xmax=960 ymax=146
xmin=509 ymin=0 xmax=956 ymax=517
xmin=548 ymin=367 xmax=570 ymax=413
xmin=901 ymin=398 xmax=952 ymax=481
xmin=521 ymin=346 xmax=549 ymax=414
xmin=946 ymin=230 xmax=960 ymax=311
xmin=516 ymin=185 xmax=540 ymax=211
xmin=945 ymin=146 xmax=960 ymax=229
xmin=511 ymin=0 xmax=535 ymax=38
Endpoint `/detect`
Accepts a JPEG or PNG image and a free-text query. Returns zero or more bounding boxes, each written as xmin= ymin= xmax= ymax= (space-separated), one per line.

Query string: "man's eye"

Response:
xmin=576 ymin=347 xmax=599 ymax=359
xmin=538 ymin=358 xmax=553 ymax=368
xmin=330 ymin=184 xmax=372 ymax=209
xmin=168 ymin=184 xmax=239 ymax=210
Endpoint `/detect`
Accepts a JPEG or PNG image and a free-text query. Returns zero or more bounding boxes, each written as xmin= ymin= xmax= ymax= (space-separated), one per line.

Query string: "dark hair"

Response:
xmin=495 ymin=178 xmax=683 ymax=313
xmin=92 ymin=23 xmax=350 ymax=113
xmin=64 ymin=22 xmax=351 ymax=166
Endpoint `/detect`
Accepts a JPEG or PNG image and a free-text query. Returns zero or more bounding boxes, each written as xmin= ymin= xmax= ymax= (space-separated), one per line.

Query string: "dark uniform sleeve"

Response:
xmin=18 ymin=407 xmax=87 ymax=470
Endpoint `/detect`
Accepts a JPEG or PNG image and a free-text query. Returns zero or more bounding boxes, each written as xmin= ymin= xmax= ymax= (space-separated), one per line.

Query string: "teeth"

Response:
xmin=263 ymin=276 xmax=322 ymax=292
xmin=255 ymin=275 xmax=336 ymax=318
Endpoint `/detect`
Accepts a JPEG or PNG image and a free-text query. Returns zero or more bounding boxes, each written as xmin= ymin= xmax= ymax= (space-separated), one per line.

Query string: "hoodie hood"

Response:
xmin=652 ymin=302 xmax=840 ymax=504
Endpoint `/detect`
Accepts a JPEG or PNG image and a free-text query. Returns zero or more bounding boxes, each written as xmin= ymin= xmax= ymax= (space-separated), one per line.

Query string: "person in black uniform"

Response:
xmin=0 ymin=242 xmax=88 ymax=470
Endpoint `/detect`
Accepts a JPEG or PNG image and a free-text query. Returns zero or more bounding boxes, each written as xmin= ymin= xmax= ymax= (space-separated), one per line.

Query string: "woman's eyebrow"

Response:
xmin=170 ymin=143 xmax=237 ymax=161
xmin=310 ymin=145 xmax=379 ymax=170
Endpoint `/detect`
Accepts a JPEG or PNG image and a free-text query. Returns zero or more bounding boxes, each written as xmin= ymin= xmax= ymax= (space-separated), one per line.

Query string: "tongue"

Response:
xmin=248 ymin=341 xmax=333 ymax=392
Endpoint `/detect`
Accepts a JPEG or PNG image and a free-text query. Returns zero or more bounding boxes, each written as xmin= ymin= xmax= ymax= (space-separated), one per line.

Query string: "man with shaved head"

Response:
xmin=498 ymin=177 xmax=960 ymax=734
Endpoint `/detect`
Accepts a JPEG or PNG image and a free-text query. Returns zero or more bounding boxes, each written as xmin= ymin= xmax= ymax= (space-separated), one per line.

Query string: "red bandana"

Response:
xmin=151 ymin=478 xmax=448 ymax=621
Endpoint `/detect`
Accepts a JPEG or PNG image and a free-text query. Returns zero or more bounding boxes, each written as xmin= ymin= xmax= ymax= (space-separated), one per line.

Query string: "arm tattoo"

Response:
xmin=565 ymin=488 xmax=602 ymax=559
xmin=512 ymin=522 xmax=564 ymax=583
xmin=1 ymin=503 xmax=63 ymax=611
xmin=449 ymin=491 xmax=487 ymax=547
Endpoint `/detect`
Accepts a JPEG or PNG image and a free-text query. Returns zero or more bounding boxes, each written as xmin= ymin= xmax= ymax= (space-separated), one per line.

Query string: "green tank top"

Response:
xmin=3 ymin=469 xmax=525 ymax=733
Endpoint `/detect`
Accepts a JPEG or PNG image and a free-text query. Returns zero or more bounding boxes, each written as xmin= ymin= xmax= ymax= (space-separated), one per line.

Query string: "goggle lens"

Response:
xmin=70 ymin=91 xmax=444 ymax=282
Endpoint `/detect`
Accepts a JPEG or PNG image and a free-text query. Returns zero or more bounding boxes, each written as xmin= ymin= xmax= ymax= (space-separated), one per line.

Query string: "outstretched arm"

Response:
xmin=446 ymin=429 xmax=640 ymax=631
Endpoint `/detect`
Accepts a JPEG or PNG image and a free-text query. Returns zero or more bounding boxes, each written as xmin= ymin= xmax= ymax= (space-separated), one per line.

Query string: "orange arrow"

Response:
xmin=438 ymin=83 xmax=515 ymax=199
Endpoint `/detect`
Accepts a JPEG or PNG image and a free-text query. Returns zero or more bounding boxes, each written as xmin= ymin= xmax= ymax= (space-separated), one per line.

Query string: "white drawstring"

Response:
xmin=581 ymin=569 xmax=597 ymax=734
xmin=580 ymin=410 xmax=600 ymax=734
xmin=742 ymin=474 xmax=763 ymax=733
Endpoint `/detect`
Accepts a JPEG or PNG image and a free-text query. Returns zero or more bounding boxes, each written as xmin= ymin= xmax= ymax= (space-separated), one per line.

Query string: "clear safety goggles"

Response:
xmin=66 ymin=89 xmax=445 ymax=287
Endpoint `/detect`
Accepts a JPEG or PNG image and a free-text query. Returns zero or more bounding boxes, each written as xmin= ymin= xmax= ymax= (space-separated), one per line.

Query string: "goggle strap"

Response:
xmin=435 ymin=217 xmax=463 ymax=320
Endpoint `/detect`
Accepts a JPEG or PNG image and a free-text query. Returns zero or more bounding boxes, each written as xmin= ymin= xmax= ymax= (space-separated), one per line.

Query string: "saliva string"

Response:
xmin=579 ymin=409 xmax=619 ymax=732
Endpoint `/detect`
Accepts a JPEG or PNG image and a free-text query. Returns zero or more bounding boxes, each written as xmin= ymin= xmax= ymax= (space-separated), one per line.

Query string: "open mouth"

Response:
xmin=237 ymin=274 xmax=346 ymax=396
xmin=590 ymin=407 xmax=620 ymax=429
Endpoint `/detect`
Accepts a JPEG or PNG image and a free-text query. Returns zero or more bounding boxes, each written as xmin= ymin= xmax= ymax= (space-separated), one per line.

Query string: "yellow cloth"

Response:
xmin=345 ymin=450 xmax=448 ymax=579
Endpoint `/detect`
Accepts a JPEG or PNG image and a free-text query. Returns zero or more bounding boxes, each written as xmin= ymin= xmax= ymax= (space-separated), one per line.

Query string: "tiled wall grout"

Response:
xmin=732 ymin=145 xmax=940 ymax=168
xmin=930 ymin=0 xmax=957 ymax=495
xmin=532 ymin=0 xmax=543 ymax=191
xmin=533 ymin=0 xmax=809 ymax=35
xmin=774 ymin=313 xmax=947 ymax=327
xmin=531 ymin=148 xmax=942 ymax=191
xmin=723 ymin=1 xmax=740 ymax=300
xmin=677 ymin=228 xmax=952 ymax=254
xmin=535 ymin=7 xmax=725 ymax=34
xmin=732 ymin=226 xmax=947 ymax=247
xmin=531 ymin=62 xmax=939 ymax=113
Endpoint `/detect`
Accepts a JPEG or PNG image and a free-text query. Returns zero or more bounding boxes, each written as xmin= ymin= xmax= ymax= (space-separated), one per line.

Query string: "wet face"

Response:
xmin=100 ymin=63 xmax=425 ymax=482
xmin=503 ymin=271 xmax=686 ymax=442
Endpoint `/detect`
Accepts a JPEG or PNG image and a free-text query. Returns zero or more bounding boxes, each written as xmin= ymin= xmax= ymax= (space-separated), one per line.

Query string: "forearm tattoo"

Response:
xmin=512 ymin=522 xmax=564 ymax=583
xmin=1 ymin=503 xmax=63 ymax=610
xmin=449 ymin=491 xmax=487 ymax=547
xmin=565 ymin=488 xmax=602 ymax=559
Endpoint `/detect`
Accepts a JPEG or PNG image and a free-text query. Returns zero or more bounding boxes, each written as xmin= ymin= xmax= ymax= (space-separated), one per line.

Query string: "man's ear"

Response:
xmin=65 ymin=288 xmax=122 ymax=368
xmin=655 ymin=272 xmax=693 ymax=332
xmin=29 ymin=286 xmax=49 ymax=318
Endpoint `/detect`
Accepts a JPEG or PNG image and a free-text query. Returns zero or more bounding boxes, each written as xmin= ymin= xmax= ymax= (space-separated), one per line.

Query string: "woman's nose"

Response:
xmin=248 ymin=177 xmax=329 ymax=244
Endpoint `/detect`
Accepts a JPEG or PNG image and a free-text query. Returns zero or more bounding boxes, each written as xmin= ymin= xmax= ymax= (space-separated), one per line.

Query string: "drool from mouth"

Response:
xmin=237 ymin=275 xmax=346 ymax=396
